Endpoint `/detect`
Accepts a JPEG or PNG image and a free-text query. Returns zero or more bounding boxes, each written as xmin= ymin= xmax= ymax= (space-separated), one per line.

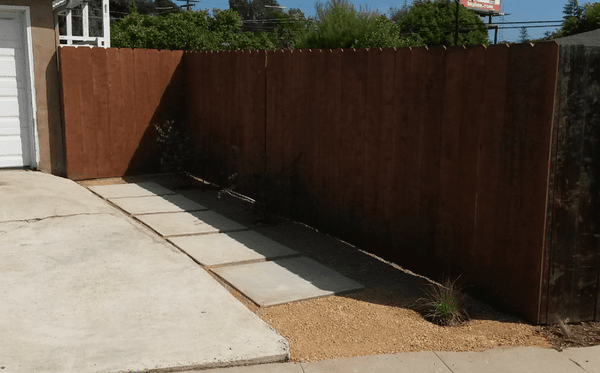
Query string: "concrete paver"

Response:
xmin=212 ymin=257 xmax=364 ymax=306
xmin=302 ymin=352 xmax=452 ymax=373
xmin=109 ymin=194 xmax=208 ymax=215
xmin=562 ymin=345 xmax=600 ymax=373
xmin=435 ymin=347 xmax=585 ymax=373
xmin=136 ymin=210 xmax=247 ymax=237
xmin=168 ymin=230 xmax=298 ymax=266
xmin=88 ymin=181 xmax=175 ymax=199
xmin=0 ymin=170 xmax=114 ymax=221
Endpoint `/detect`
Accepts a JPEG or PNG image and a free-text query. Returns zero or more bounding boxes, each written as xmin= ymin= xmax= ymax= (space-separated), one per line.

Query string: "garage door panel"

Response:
xmin=0 ymin=97 xmax=19 ymax=117
xmin=0 ymin=53 xmax=22 ymax=78
xmin=0 ymin=135 xmax=27 ymax=153
xmin=0 ymin=12 xmax=33 ymax=168
xmin=0 ymin=44 xmax=18 ymax=55
xmin=0 ymin=117 xmax=24 ymax=134
xmin=0 ymin=77 xmax=18 ymax=96
xmin=0 ymin=154 xmax=29 ymax=168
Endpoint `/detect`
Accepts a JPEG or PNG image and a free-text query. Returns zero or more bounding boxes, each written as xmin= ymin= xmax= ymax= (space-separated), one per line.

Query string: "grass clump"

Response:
xmin=414 ymin=277 xmax=469 ymax=327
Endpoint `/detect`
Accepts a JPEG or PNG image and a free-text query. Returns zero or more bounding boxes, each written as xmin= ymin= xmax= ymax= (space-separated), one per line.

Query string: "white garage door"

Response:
xmin=0 ymin=11 xmax=34 ymax=168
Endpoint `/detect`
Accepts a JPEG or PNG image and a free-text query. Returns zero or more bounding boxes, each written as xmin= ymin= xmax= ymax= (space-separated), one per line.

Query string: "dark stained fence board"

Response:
xmin=338 ymin=49 xmax=368 ymax=246
xmin=456 ymin=45 xmax=485 ymax=274
xmin=417 ymin=46 xmax=446 ymax=274
xmin=548 ymin=45 xmax=600 ymax=323
xmin=319 ymin=49 xmax=343 ymax=234
xmin=389 ymin=47 xmax=419 ymax=267
xmin=436 ymin=45 xmax=464 ymax=272
xmin=300 ymin=50 xmax=323 ymax=228
xmin=472 ymin=44 xmax=510 ymax=313
xmin=362 ymin=48 xmax=396 ymax=254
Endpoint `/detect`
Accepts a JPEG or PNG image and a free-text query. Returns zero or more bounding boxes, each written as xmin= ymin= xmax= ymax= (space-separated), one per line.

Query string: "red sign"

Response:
xmin=460 ymin=0 xmax=501 ymax=12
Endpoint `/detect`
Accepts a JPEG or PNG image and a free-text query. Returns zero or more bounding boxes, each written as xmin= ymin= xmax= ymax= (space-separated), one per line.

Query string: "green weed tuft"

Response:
xmin=414 ymin=277 xmax=469 ymax=327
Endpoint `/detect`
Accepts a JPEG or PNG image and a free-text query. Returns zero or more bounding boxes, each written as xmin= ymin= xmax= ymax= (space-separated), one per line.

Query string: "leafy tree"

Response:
xmin=396 ymin=0 xmax=488 ymax=46
xmin=518 ymin=26 xmax=530 ymax=43
xmin=563 ymin=0 xmax=584 ymax=19
xmin=296 ymin=0 xmax=422 ymax=49
xmin=111 ymin=3 xmax=275 ymax=50
xmin=229 ymin=0 xmax=282 ymax=32
xmin=557 ymin=1 xmax=600 ymax=37
xmin=267 ymin=8 xmax=310 ymax=49
xmin=388 ymin=0 xmax=411 ymax=23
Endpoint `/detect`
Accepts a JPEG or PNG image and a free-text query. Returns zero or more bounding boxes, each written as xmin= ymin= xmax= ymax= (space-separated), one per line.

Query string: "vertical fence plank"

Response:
xmin=436 ymin=45 xmax=464 ymax=271
xmin=310 ymin=49 xmax=328 ymax=228
xmin=418 ymin=46 xmax=446 ymax=274
xmin=291 ymin=50 xmax=314 ymax=223
xmin=319 ymin=49 xmax=343 ymax=234
xmin=78 ymin=48 xmax=97 ymax=178
xmin=91 ymin=48 xmax=110 ymax=177
xmin=389 ymin=47 xmax=419 ymax=267
xmin=456 ymin=45 xmax=486 ymax=274
xmin=362 ymin=48 xmax=396 ymax=254
xmin=472 ymin=43 xmax=509 ymax=311
xmin=59 ymin=47 xmax=84 ymax=179
xmin=297 ymin=50 xmax=322 ymax=227
xmin=106 ymin=48 xmax=124 ymax=176
xmin=119 ymin=48 xmax=137 ymax=175
xmin=338 ymin=48 xmax=368 ymax=245
xmin=246 ymin=51 xmax=267 ymax=184
xmin=265 ymin=50 xmax=287 ymax=216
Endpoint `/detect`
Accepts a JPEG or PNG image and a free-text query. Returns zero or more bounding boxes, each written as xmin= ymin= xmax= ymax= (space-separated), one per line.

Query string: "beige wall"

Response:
xmin=2 ymin=0 xmax=64 ymax=175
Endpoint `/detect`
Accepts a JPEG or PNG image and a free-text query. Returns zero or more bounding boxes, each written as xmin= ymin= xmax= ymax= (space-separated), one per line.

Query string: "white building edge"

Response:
xmin=52 ymin=0 xmax=110 ymax=47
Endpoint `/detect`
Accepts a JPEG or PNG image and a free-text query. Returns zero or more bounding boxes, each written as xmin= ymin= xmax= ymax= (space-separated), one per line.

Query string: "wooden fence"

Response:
xmin=184 ymin=44 xmax=560 ymax=324
xmin=59 ymin=47 xmax=184 ymax=179
xmin=59 ymin=43 xmax=600 ymax=324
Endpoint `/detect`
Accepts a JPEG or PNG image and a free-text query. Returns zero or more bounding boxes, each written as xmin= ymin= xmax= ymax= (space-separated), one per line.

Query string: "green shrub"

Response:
xmin=296 ymin=3 xmax=419 ymax=49
xmin=111 ymin=3 xmax=275 ymax=50
xmin=413 ymin=277 xmax=469 ymax=327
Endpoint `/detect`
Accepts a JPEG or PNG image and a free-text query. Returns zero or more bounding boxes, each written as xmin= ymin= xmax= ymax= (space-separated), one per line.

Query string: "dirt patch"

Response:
xmin=257 ymin=288 xmax=549 ymax=362
xmin=79 ymin=175 xmax=559 ymax=362
xmin=540 ymin=321 xmax=600 ymax=351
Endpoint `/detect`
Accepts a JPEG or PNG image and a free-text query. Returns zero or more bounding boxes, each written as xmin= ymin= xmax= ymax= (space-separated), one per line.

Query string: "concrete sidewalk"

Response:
xmin=200 ymin=345 xmax=600 ymax=373
xmin=0 ymin=170 xmax=288 ymax=373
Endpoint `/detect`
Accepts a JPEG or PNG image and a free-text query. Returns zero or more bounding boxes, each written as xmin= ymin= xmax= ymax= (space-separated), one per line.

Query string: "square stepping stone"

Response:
xmin=109 ymin=194 xmax=207 ymax=215
xmin=136 ymin=211 xmax=247 ymax=237
xmin=212 ymin=257 xmax=364 ymax=307
xmin=168 ymin=231 xmax=298 ymax=266
xmin=88 ymin=182 xmax=175 ymax=199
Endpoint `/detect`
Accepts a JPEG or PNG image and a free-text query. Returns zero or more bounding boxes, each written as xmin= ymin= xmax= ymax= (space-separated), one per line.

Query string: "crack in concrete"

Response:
xmin=433 ymin=351 xmax=456 ymax=373
xmin=0 ymin=212 xmax=106 ymax=225
xmin=569 ymin=357 xmax=588 ymax=372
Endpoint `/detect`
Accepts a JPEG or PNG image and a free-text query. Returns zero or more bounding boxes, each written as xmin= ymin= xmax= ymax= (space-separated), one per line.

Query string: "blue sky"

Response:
xmin=190 ymin=0 xmax=569 ymax=42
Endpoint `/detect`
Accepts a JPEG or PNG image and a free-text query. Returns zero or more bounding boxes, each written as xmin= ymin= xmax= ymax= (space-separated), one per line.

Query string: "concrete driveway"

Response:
xmin=0 ymin=170 xmax=288 ymax=373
